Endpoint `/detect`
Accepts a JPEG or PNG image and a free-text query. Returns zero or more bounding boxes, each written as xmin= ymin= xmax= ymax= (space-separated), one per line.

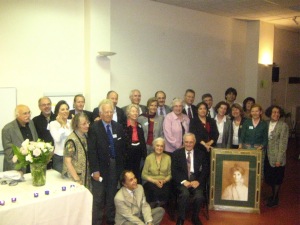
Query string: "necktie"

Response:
xmin=187 ymin=152 xmax=191 ymax=179
xmin=160 ymin=107 xmax=164 ymax=116
xmin=181 ymin=122 xmax=185 ymax=144
xmin=188 ymin=107 xmax=192 ymax=119
xmin=106 ymin=124 xmax=115 ymax=158
xmin=132 ymin=190 xmax=137 ymax=205
xmin=208 ymin=109 xmax=211 ymax=118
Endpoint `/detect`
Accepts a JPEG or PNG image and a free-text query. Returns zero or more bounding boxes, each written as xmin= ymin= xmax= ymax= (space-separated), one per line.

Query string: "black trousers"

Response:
xmin=125 ymin=144 xmax=143 ymax=183
xmin=91 ymin=159 xmax=117 ymax=225
xmin=177 ymin=185 xmax=205 ymax=220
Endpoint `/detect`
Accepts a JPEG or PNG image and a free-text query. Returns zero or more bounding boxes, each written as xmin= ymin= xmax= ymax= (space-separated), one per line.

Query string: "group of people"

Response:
xmin=1 ymin=87 xmax=289 ymax=225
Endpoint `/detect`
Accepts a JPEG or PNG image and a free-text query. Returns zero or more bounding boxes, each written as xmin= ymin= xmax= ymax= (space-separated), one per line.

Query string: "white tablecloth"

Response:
xmin=0 ymin=170 xmax=92 ymax=225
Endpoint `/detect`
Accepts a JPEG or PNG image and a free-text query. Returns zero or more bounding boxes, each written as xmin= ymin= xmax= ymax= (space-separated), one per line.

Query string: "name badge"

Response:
xmin=249 ymin=126 xmax=253 ymax=129
xmin=113 ymin=134 xmax=117 ymax=138
xmin=144 ymin=122 xmax=149 ymax=126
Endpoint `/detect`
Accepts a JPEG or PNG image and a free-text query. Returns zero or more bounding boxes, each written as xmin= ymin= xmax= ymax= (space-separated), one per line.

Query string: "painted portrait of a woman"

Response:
xmin=222 ymin=163 xmax=248 ymax=201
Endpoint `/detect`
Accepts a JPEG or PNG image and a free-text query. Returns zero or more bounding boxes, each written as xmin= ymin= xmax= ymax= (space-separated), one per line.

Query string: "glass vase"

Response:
xmin=30 ymin=163 xmax=46 ymax=186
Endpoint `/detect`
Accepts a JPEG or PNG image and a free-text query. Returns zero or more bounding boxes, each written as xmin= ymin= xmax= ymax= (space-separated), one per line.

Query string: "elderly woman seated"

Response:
xmin=142 ymin=137 xmax=171 ymax=207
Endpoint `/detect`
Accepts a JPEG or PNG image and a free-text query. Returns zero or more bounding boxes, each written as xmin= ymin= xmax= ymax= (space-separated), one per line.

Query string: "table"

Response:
xmin=0 ymin=170 xmax=92 ymax=225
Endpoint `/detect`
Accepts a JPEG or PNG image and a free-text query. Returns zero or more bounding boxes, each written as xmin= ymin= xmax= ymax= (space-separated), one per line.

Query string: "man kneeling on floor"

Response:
xmin=114 ymin=170 xmax=165 ymax=225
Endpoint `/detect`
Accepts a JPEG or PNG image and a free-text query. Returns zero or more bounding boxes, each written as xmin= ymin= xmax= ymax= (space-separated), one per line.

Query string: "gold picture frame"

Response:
xmin=209 ymin=148 xmax=262 ymax=213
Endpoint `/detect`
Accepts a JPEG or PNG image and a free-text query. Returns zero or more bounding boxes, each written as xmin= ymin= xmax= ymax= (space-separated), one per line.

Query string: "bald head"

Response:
xmin=15 ymin=105 xmax=31 ymax=126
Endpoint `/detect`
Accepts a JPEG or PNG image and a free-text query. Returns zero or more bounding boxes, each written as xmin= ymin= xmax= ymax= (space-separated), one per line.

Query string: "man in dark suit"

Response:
xmin=2 ymin=105 xmax=38 ymax=172
xmin=92 ymin=90 xmax=126 ymax=125
xmin=155 ymin=90 xmax=171 ymax=116
xmin=172 ymin=133 xmax=209 ymax=225
xmin=122 ymin=89 xmax=147 ymax=115
xmin=68 ymin=94 xmax=93 ymax=123
xmin=88 ymin=99 xmax=125 ymax=225
xmin=182 ymin=89 xmax=197 ymax=119
xmin=202 ymin=93 xmax=216 ymax=119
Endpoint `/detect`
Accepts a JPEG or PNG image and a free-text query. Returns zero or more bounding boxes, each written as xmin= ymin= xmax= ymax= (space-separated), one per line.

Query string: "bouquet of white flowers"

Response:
xmin=12 ymin=139 xmax=54 ymax=170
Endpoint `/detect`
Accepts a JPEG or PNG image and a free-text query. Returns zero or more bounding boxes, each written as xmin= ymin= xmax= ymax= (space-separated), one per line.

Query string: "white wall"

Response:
xmin=0 ymin=0 xmax=85 ymax=116
xmin=110 ymin=0 xmax=247 ymax=107
xmin=1 ymin=0 xmax=297 ymax=117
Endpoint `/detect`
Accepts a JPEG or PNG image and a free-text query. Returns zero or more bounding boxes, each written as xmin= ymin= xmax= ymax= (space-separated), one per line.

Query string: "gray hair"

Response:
xmin=129 ymin=89 xmax=141 ymax=98
xmin=170 ymin=97 xmax=183 ymax=109
xmin=15 ymin=105 xmax=30 ymax=117
xmin=126 ymin=104 xmax=139 ymax=117
xmin=183 ymin=133 xmax=196 ymax=142
xmin=38 ymin=97 xmax=51 ymax=106
xmin=98 ymin=99 xmax=114 ymax=113
xmin=152 ymin=137 xmax=165 ymax=148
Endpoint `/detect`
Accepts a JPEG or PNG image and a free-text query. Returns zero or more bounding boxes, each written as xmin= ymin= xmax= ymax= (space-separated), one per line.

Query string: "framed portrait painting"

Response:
xmin=209 ymin=148 xmax=262 ymax=213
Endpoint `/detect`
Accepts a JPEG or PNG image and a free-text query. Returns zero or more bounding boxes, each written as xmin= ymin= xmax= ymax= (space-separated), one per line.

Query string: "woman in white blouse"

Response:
xmin=214 ymin=101 xmax=232 ymax=148
xmin=49 ymin=100 xmax=72 ymax=173
xmin=230 ymin=103 xmax=246 ymax=149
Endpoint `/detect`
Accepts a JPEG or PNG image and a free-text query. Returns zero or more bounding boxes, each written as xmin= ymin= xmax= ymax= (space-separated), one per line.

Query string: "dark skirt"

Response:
xmin=143 ymin=181 xmax=171 ymax=202
xmin=264 ymin=155 xmax=285 ymax=185
xmin=125 ymin=144 xmax=143 ymax=183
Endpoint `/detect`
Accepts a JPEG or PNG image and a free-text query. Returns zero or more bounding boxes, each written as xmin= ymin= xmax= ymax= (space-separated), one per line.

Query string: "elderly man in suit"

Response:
xmin=2 ymin=105 xmax=38 ymax=172
xmin=114 ymin=170 xmax=165 ymax=225
xmin=93 ymin=91 xmax=126 ymax=125
xmin=68 ymin=94 xmax=93 ymax=123
xmin=182 ymin=89 xmax=197 ymax=120
xmin=122 ymin=89 xmax=147 ymax=115
xmin=155 ymin=90 xmax=171 ymax=116
xmin=172 ymin=133 xmax=209 ymax=225
xmin=88 ymin=99 xmax=125 ymax=225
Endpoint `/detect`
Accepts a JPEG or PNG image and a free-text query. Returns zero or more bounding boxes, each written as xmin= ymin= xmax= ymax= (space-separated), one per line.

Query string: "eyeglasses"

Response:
xmin=0 ymin=180 xmax=18 ymax=186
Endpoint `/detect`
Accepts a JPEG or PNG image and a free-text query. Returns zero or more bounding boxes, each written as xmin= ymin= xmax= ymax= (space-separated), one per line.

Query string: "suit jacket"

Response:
xmin=88 ymin=120 xmax=125 ymax=180
xmin=92 ymin=106 xmax=126 ymax=126
xmin=267 ymin=120 xmax=289 ymax=166
xmin=122 ymin=104 xmax=148 ymax=115
xmin=182 ymin=104 xmax=197 ymax=119
xmin=189 ymin=116 xmax=219 ymax=150
xmin=137 ymin=114 xmax=164 ymax=143
xmin=157 ymin=105 xmax=171 ymax=116
xmin=2 ymin=120 xmax=38 ymax=171
xmin=216 ymin=116 xmax=232 ymax=148
xmin=68 ymin=109 xmax=93 ymax=124
xmin=171 ymin=147 xmax=209 ymax=189
xmin=114 ymin=184 xmax=152 ymax=225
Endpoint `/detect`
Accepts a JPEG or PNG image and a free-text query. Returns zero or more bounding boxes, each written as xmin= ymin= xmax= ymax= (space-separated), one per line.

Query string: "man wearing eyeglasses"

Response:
xmin=33 ymin=97 xmax=56 ymax=169
xmin=2 ymin=104 xmax=38 ymax=172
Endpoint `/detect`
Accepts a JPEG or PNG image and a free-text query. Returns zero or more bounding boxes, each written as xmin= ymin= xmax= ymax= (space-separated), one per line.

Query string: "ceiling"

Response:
xmin=151 ymin=0 xmax=300 ymax=31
